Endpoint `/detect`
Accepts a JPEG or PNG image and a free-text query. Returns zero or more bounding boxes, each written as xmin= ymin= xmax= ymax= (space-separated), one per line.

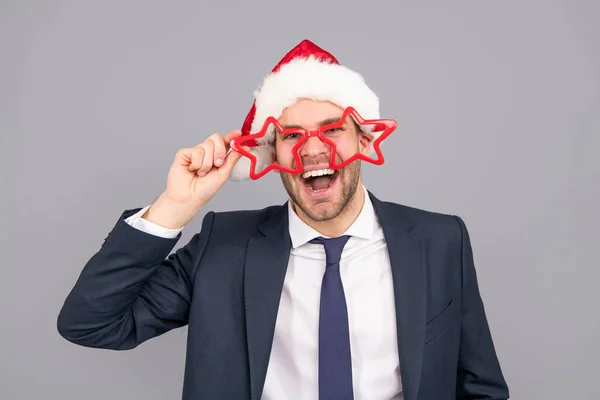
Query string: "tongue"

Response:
xmin=309 ymin=176 xmax=332 ymax=191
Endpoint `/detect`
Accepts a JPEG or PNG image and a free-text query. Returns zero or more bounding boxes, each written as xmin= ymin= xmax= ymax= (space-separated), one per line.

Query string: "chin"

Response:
xmin=281 ymin=162 xmax=361 ymax=223
xmin=298 ymin=197 xmax=344 ymax=222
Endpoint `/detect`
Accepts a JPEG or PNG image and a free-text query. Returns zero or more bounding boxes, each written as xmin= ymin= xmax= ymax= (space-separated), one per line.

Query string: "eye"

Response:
xmin=283 ymin=133 xmax=301 ymax=140
xmin=324 ymin=127 xmax=343 ymax=135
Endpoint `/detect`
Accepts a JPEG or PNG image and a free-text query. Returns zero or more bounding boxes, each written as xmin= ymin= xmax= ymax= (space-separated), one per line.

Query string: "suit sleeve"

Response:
xmin=455 ymin=216 xmax=510 ymax=399
xmin=56 ymin=208 xmax=214 ymax=350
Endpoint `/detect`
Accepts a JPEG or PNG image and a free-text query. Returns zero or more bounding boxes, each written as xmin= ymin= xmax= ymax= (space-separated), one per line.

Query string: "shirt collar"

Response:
xmin=287 ymin=185 xmax=378 ymax=248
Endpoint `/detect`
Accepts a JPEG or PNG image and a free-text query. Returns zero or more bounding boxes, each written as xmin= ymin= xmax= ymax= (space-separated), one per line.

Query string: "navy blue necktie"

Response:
xmin=310 ymin=235 xmax=353 ymax=400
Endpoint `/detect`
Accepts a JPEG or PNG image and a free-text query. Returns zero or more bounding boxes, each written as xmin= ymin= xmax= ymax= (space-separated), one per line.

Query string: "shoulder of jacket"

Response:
xmin=378 ymin=199 xmax=464 ymax=239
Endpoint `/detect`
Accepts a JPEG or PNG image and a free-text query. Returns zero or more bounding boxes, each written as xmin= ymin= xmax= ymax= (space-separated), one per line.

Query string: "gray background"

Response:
xmin=1 ymin=1 xmax=598 ymax=399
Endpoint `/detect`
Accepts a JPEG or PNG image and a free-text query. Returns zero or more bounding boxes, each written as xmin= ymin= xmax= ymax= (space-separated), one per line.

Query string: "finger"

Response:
xmin=223 ymin=130 xmax=243 ymax=148
xmin=220 ymin=144 xmax=251 ymax=176
xmin=188 ymin=147 xmax=205 ymax=172
xmin=198 ymin=140 xmax=215 ymax=176
xmin=222 ymin=130 xmax=245 ymax=161
xmin=175 ymin=147 xmax=193 ymax=169
xmin=209 ymin=133 xmax=227 ymax=167
xmin=224 ymin=129 xmax=243 ymax=141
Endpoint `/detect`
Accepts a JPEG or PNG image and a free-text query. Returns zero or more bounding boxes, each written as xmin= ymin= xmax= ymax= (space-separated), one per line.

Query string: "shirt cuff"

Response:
xmin=124 ymin=205 xmax=183 ymax=239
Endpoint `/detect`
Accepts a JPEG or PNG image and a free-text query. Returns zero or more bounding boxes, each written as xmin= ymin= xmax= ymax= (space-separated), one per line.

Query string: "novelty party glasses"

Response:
xmin=229 ymin=106 xmax=397 ymax=180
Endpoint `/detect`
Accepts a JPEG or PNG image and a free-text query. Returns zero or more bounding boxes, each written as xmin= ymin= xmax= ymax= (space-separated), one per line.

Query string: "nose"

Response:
xmin=299 ymin=134 xmax=329 ymax=157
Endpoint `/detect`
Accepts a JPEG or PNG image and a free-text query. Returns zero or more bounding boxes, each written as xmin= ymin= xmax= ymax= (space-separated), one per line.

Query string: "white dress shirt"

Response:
xmin=125 ymin=186 xmax=403 ymax=399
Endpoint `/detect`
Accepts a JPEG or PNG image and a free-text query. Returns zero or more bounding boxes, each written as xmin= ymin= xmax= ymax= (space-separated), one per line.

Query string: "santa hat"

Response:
xmin=230 ymin=39 xmax=380 ymax=181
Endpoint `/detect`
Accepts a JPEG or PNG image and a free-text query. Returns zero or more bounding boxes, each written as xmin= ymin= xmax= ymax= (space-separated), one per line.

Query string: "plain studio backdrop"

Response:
xmin=1 ymin=1 xmax=598 ymax=399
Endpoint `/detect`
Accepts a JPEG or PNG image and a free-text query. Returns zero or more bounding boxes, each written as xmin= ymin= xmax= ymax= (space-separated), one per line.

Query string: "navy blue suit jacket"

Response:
xmin=57 ymin=191 xmax=509 ymax=399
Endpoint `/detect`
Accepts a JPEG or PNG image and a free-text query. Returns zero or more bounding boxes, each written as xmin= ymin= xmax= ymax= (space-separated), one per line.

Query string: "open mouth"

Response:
xmin=301 ymin=168 xmax=339 ymax=193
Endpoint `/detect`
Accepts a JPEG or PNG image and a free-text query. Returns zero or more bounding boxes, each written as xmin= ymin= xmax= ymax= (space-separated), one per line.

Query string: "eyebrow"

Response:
xmin=281 ymin=116 xmax=346 ymax=130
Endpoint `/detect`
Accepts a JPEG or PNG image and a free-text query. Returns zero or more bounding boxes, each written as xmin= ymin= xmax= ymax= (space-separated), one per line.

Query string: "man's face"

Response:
xmin=275 ymin=99 xmax=371 ymax=222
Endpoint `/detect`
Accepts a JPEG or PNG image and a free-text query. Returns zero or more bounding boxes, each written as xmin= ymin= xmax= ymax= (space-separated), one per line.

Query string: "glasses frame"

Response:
xmin=229 ymin=106 xmax=397 ymax=180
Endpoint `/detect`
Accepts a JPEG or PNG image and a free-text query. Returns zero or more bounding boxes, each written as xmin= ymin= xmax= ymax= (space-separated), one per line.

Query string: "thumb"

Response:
xmin=219 ymin=146 xmax=247 ymax=176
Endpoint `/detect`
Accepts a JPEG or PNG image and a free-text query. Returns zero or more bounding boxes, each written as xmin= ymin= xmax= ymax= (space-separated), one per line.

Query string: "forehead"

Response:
xmin=277 ymin=99 xmax=345 ymax=128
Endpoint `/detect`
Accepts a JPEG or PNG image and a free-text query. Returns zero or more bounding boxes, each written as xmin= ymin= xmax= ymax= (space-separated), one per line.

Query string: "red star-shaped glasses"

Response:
xmin=230 ymin=106 xmax=397 ymax=180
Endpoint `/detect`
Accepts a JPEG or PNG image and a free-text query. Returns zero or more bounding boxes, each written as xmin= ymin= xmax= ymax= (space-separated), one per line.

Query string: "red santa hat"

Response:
xmin=230 ymin=39 xmax=380 ymax=181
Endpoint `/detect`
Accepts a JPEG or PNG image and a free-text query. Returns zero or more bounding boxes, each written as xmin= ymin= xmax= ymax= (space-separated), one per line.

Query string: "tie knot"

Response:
xmin=310 ymin=235 xmax=351 ymax=265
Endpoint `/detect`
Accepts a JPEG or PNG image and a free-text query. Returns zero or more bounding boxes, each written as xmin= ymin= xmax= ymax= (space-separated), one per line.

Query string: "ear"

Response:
xmin=351 ymin=115 xmax=373 ymax=156
xmin=270 ymin=144 xmax=282 ymax=173
xmin=358 ymin=130 xmax=373 ymax=155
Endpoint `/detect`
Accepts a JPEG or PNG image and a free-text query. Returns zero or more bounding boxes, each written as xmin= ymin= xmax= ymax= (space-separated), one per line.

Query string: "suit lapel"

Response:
xmin=370 ymin=192 xmax=426 ymax=400
xmin=244 ymin=204 xmax=292 ymax=400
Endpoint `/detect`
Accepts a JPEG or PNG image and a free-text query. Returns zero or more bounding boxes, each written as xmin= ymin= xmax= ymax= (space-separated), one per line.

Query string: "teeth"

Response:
xmin=302 ymin=168 xmax=335 ymax=179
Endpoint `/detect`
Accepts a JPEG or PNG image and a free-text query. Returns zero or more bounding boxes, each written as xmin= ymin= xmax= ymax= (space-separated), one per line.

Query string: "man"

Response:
xmin=57 ymin=40 xmax=509 ymax=400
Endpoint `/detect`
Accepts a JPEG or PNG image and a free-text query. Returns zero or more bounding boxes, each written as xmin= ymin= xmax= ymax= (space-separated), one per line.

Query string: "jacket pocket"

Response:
xmin=425 ymin=300 xmax=456 ymax=344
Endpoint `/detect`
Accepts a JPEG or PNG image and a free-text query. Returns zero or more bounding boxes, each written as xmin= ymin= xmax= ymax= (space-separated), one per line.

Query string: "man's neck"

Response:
xmin=293 ymin=185 xmax=366 ymax=238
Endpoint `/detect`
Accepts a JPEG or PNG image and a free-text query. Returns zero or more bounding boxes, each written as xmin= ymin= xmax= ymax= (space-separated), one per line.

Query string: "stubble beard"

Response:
xmin=280 ymin=160 xmax=361 ymax=222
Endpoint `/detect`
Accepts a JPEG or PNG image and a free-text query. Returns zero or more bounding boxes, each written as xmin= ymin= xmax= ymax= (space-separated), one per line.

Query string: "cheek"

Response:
xmin=275 ymin=146 xmax=293 ymax=166
xmin=334 ymin=138 xmax=359 ymax=157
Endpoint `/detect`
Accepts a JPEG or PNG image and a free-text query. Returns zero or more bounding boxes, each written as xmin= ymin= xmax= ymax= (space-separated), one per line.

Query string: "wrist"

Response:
xmin=142 ymin=194 xmax=199 ymax=229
